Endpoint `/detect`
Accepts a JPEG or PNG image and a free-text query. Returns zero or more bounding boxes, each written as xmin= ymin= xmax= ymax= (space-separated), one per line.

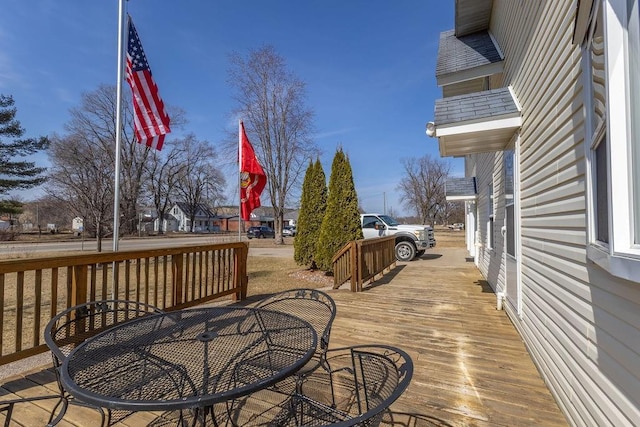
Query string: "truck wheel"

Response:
xmin=395 ymin=241 xmax=416 ymax=261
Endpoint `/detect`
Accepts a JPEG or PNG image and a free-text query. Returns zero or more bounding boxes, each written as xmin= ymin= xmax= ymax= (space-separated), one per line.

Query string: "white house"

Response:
xmin=159 ymin=203 xmax=216 ymax=233
xmin=429 ymin=1 xmax=640 ymax=426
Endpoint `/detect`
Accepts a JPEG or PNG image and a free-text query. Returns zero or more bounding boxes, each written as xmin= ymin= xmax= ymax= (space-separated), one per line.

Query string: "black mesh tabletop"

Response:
xmin=60 ymin=306 xmax=317 ymax=412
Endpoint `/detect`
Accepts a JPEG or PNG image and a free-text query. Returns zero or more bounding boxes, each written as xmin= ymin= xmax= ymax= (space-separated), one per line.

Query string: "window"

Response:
xmin=362 ymin=216 xmax=378 ymax=229
xmin=487 ymin=183 xmax=494 ymax=250
xmin=505 ymin=150 xmax=515 ymax=257
xmin=584 ymin=0 xmax=640 ymax=282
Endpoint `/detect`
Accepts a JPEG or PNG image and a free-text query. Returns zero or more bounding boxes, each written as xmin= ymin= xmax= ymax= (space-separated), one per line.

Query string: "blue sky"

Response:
xmin=0 ymin=0 xmax=461 ymax=216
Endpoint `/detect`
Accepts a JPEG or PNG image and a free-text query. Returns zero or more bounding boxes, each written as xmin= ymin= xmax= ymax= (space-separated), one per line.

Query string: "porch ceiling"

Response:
xmin=433 ymin=87 xmax=521 ymax=157
xmin=455 ymin=0 xmax=493 ymax=36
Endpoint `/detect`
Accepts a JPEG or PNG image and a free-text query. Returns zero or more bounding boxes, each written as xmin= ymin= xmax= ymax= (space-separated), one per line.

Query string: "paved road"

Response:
xmin=0 ymin=235 xmax=227 ymax=254
xmin=0 ymin=235 xmax=294 ymax=258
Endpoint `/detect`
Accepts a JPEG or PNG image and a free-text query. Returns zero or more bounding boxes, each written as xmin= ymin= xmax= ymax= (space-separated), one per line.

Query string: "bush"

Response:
xmin=315 ymin=149 xmax=362 ymax=271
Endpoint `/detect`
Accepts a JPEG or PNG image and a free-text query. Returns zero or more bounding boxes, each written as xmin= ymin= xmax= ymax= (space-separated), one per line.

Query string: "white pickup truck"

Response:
xmin=361 ymin=214 xmax=436 ymax=261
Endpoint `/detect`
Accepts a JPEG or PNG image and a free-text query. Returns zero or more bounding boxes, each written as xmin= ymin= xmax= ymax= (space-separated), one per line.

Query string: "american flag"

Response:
xmin=126 ymin=17 xmax=171 ymax=151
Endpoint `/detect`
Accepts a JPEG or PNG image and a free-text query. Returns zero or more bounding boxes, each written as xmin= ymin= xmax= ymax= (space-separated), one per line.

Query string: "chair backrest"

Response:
xmin=255 ymin=289 xmax=337 ymax=361
xmin=45 ymin=299 xmax=164 ymax=366
xmin=347 ymin=345 xmax=413 ymax=427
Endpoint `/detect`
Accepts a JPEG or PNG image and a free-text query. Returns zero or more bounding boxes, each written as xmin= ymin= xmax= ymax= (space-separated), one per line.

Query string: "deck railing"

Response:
xmin=332 ymin=236 xmax=396 ymax=292
xmin=0 ymin=242 xmax=248 ymax=366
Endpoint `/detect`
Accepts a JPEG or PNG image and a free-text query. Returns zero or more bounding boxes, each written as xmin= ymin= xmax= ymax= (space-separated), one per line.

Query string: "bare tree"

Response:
xmin=397 ymin=155 xmax=451 ymax=225
xmin=56 ymin=85 xmax=186 ymax=236
xmin=144 ymin=140 xmax=187 ymax=234
xmin=440 ymin=200 xmax=465 ymax=226
xmin=19 ymin=196 xmax=71 ymax=234
xmin=227 ymin=45 xmax=317 ymax=243
xmin=174 ymin=134 xmax=226 ymax=232
xmin=47 ymin=133 xmax=113 ymax=251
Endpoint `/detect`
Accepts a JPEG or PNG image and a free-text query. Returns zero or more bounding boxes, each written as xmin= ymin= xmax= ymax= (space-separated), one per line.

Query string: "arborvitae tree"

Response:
xmin=315 ymin=149 xmax=363 ymax=271
xmin=294 ymin=159 xmax=327 ymax=268
xmin=0 ymin=95 xmax=49 ymax=197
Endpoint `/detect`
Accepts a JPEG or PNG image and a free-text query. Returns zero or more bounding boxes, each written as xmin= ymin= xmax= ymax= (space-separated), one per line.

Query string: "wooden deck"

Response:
xmin=0 ymin=247 xmax=568 ymax=426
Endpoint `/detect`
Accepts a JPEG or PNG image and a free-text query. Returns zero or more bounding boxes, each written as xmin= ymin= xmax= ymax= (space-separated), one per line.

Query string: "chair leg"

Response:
xmin=1 ymin=403 xmax=15 ymax=427
xmin=46 ymin=397 xmax=69 ymax=426
xmin=0 ymin=395 xmax=68 ymax=427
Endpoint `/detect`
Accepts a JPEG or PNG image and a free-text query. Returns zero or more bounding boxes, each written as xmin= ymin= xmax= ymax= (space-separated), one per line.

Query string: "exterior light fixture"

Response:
xmin=426 ymin=121 xmax=436 ymax=137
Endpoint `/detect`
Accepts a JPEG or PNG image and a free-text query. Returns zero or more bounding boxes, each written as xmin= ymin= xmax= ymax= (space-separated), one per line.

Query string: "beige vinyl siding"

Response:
xmin=477 ymin=1 xmax=640 ymax=426
xmin=443 ymin=77 xmax=486 ymax=98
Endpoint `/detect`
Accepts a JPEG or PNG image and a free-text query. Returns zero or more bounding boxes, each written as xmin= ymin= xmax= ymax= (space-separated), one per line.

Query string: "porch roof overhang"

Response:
xmin=433 ymin=87 xmax=521 ymax=157
xmin=436 ymin=29 xmax=503 ymax=87
xmin=445 ymin=177 xmax=477 ymax=201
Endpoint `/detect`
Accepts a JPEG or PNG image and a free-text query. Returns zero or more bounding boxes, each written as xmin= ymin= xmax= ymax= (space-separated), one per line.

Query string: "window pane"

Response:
xmin=505 ymin=150 xmax=515 ymax=256
xmin=505 ymin=150 xmax=514 ymax=205
xmin=629 ymin=0 xmax=640 ymax=244
xmin=489 ymin=184 xmax=494 ymax=216
xmin=590 ymin=10 xmax=606 ymax=136
xmin=506 ymin=204 xmax=515 ymax=256
xmin=595 ymin=136 xmax=609 ymax=243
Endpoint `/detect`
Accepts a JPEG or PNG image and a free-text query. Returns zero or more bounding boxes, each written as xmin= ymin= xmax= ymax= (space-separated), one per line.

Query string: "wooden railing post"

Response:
xmin=350 ymin=241 xmax=357 ymax=292
xmin=356 ymin=241 xmax=363 ymax=292
xmin=70 ymin=265 xmax=88 ymax=307
xmin=233 ymin=244 xmax=248 ymax=301
xmin=172 ymin=254 xmax=184 ymax=306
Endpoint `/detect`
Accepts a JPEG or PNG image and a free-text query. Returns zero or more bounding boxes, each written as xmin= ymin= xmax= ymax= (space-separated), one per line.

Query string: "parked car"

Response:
xmin=282 ymin=226 xmax=297 ymax=237
xmin=247 ymin=226 xmax=275 ymax=239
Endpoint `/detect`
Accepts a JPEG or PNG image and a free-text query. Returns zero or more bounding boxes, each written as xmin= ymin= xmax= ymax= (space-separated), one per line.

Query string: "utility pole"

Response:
xmin=383 ymin=192 xmax=387 ymax=215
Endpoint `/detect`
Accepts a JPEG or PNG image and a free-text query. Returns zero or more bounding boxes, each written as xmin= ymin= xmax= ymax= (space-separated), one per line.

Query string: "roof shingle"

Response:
xmin=436 ymin=30 xmax=502 ymax=79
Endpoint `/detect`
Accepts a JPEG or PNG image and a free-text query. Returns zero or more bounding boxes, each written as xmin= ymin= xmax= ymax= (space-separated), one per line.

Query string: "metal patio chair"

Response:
xmin=221 ymin=289 xmax=337 ymax=424
xmin=254 ymin=289 xmax=337 ymax=391
xmin=225 ymin=344 xmax=413 ymax=426
xmin=44 ymin=299 xmax=164 ymax=426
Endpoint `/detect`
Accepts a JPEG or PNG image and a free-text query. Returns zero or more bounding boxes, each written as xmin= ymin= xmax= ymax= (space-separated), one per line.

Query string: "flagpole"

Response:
xmin=238 ymin=120 xmax=242 ymax=242
xmin=112 ymin=0 xmax=126 ymax=255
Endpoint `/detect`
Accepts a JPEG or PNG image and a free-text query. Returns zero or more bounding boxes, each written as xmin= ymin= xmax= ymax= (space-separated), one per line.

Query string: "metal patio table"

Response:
xmin=59 ymin=306 xmax=317 ymax=423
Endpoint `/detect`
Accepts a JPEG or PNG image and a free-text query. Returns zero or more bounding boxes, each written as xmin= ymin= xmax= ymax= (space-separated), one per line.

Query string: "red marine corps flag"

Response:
xmin=239 ymin=121 xmax=266 ymax=221
xmin=126 ymin=17 xmax=171 ymax=150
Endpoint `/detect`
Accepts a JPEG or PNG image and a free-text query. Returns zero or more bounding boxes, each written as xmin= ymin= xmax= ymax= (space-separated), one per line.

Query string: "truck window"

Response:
xmin=362 ymin=216 xmax=378 ymax=228
xmin=379 ymin=215 xmax=399 ymax=226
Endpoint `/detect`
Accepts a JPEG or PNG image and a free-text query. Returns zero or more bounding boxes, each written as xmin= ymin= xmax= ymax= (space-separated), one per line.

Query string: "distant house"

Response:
xmin=153 ymin=213 xmax=178 ymax=234
xmin=210 ymin=205 xmax=299 ymax=232
xmin=429 ymin=1 xmax=640 ymax=425
xmin=162 ymin=203 xmax=216 ymax=233
xmin=247 ymin=206 xmax=299 ymax=229
xmin=72 ymin=217 xmax=83 ymax=232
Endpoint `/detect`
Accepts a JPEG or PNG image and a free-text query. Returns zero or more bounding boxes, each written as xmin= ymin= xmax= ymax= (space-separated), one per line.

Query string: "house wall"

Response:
xmin=470 ymin=1 xmax=640 ymax=425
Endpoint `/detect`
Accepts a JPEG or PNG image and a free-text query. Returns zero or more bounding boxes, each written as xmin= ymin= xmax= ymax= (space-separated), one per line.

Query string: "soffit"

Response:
xmin=455 ymin=0 xmax=493 ymax=36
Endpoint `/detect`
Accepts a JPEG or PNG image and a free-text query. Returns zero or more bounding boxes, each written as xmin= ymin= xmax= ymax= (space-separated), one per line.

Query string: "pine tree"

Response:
xmin=315 ymin=149 xmax=363 ymax=271
xmin=294 ymin=159 xmax=327 ymax=268
xmin=0 ymin=95 xmax=49 ymax=198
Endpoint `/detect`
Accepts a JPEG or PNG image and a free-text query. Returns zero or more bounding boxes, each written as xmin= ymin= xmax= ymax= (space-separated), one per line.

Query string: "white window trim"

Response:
xmin=584 ymin=0 xmax=640 ymax=282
